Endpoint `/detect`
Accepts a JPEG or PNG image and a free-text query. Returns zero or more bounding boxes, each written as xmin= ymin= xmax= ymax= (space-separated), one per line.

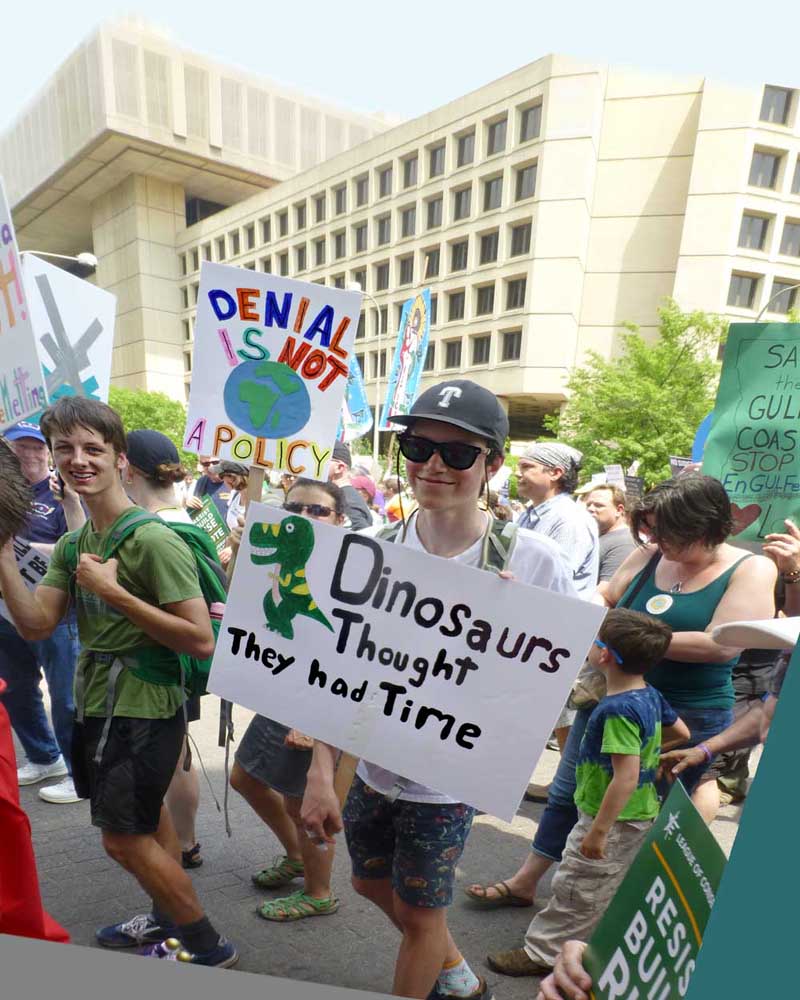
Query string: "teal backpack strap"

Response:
xmin=102 ymin=509 xmax=162 ymax=561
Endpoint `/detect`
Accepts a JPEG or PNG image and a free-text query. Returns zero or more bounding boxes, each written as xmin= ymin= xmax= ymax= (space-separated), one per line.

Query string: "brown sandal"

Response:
xmin=464 ymin=881 xmax=533 ymax=908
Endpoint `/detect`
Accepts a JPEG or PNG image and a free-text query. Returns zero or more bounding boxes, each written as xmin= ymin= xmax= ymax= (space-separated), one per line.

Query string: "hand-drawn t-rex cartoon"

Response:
xmin=249 ymin=516 xmax=333 ymax=639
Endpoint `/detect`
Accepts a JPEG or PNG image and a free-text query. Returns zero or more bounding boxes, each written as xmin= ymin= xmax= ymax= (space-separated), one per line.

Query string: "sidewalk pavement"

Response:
xmin=19 ymin=697 xmax=751 ymax=999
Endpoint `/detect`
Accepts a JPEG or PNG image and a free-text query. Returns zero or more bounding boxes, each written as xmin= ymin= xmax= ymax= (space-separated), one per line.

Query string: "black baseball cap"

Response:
xmin=391 ymin=380 xmax=509 ymax=453
xmin=126 ymin=430 xmax=179 ymax=476
xmin=332 ymin=441 xmax=352 ymax=467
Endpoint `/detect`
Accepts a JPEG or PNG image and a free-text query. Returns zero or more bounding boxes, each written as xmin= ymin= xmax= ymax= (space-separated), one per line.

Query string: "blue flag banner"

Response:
xmin=338 ymin=353 xmax=373 ymax=442
xmin=379 ymin=289 xmax=431 ymax=431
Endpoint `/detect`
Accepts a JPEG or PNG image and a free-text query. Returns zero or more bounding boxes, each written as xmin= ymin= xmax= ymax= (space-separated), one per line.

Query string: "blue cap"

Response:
xmin=4 ymin=421 xmax=46 ymax=444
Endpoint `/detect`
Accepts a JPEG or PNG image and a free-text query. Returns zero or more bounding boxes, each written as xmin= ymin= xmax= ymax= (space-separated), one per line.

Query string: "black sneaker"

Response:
xmin=96 ymin=913 xmax=178 ymax=949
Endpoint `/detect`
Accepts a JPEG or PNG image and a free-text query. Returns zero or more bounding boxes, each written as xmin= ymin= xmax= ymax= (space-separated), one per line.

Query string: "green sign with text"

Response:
xmin=188 ymin=496 xmax=229 ymax=557
xmin=583 ymin=782 xmax=726 ymax=1000
xmin=702 ymin=322 xmax=800 ymax=543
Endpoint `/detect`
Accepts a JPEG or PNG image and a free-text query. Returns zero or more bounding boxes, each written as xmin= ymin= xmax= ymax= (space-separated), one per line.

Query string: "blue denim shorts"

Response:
xmin=662 ymin=705 xmax=734 ymax=795
xmin=343 ymin=775 xmax=475 ymax=908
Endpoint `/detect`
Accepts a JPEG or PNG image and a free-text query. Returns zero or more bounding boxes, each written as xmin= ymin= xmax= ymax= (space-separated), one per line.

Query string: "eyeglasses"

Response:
xmin=199 ymin=461 xmax=213 ymax=468
xmin=594 ymin=639 xmax=624 ymax=665
xmin=398 ymin=434 xmax=488 ymax=471
xmin=284 ymin=501 xmax=334 ymax=518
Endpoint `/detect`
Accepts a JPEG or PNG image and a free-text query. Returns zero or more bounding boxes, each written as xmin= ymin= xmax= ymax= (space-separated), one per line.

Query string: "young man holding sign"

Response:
xmin=0 ymin=398 xmax=236 ymax=968
xmin=301 ymin=380 xmax=576 ymax=1000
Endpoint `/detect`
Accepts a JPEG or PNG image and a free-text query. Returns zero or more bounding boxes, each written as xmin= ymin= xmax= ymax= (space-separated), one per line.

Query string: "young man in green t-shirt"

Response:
xmin=0 ymin=397 xmax=236 ymax=968
xmin=488 ymin=609 xmax=689 ymax=977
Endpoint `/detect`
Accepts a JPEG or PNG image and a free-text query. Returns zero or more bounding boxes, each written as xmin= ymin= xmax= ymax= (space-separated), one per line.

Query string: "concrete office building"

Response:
xmin=3 ymin=19 xmax=800 ymax=437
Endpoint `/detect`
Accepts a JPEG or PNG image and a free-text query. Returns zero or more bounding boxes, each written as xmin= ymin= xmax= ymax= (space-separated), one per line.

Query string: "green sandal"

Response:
xmin=251 ymin=855 xmax=305 ymax=890
xmin=256 ymin=890 xmax=339 ymax=922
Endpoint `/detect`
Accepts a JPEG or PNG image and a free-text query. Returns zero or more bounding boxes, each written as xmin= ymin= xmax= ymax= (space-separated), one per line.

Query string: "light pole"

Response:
xmin=347 ymin=281 xmax=384 ymax=466
xmin=755 ymin=283 xmax=800 ymax=321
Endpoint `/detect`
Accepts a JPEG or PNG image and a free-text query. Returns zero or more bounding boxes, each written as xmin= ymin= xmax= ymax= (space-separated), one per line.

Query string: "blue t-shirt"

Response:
xmin=195 ymin=476 xmax=229 ymax=516
xmin=574 ymin=685 xmax=678 ymax=821
xmin=24 ymin=477 xmax=68 ymax=544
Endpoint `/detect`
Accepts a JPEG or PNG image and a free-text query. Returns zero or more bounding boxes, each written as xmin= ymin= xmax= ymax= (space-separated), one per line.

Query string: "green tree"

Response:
xmin=108 ymin=387 xmax=195 ymax=468
xmin=544 ymin=299 xmax=727 ymax=487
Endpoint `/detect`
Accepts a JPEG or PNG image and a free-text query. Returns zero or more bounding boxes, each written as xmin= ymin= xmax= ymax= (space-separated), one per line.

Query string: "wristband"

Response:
xmin=782 ymin=569 xmax=800 ymax=584
xmin=697 ymin=742 xmax=714 ymax=762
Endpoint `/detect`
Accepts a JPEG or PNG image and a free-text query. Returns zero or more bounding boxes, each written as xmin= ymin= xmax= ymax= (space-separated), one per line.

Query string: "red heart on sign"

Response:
xmin=730 ymin=503 xmax=762 ymax=535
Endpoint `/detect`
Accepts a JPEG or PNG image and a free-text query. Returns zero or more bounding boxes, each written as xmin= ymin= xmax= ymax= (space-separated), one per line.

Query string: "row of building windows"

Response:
xmin=180 ymin=164 xmax=536 ymax=276
xmin=738 ymin=211 xmax=800 ymax=256
xmin=727 ymin=271 xmax=800 ymax=313
xmin=179 ymin=221 xmax=533 ymax=304
xmin=352 ymin=327 xmax=523 ymax=381
xmin=747 ymin=148 xmax=800 ymax=195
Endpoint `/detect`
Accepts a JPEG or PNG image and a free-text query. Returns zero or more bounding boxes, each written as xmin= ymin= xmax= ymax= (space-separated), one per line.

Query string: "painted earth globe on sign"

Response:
xmin=223 ymin=356 xmax=311 ymax=439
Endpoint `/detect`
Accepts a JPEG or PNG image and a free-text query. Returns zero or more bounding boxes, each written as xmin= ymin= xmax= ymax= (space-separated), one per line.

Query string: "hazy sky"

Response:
xmin=1 ymin=0 xmax=797 ymax=131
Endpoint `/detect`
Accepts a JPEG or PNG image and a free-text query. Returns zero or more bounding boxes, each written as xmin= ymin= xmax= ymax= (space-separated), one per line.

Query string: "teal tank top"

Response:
xmin=619 ymin=555 xmax=752 ymax=710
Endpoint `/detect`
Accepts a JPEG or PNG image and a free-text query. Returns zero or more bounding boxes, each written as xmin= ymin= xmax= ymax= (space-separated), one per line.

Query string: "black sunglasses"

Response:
xmin=398 ymin=434 xmax=488 ymax=471
xmin=284 ymin=501 xmax=334 ymax=518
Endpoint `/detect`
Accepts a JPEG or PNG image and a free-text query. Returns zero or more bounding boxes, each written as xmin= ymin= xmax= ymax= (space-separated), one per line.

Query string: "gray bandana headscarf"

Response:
xmin=521 ymin=442 xmax=583 ymax=477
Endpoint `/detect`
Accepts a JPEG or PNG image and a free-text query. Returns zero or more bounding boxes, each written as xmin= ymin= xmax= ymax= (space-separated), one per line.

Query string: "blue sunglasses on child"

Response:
xmin=594 ymin=639 xmax=624 ymax=665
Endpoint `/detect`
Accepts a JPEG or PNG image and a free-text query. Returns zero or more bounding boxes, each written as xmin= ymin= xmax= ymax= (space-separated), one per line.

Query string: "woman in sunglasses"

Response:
xmin=301 ymin=380 xmax=576 ymax=1000
xmin=229 ymin=477 xmax=345 ymax=924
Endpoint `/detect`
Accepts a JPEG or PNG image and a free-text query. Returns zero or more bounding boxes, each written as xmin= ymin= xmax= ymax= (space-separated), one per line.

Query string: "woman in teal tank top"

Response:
xmin=465 ymin=475 xmax=776 ymax=918
xmin=605 ymin=475 xmax=776 ymax=820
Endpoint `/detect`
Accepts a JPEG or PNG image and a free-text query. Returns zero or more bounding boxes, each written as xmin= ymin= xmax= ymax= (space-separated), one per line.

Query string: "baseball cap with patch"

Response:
xmin=4 ymin=421 xmax=46 ymax=444
xmin=390 ymin=380 xmax=508 ymax=453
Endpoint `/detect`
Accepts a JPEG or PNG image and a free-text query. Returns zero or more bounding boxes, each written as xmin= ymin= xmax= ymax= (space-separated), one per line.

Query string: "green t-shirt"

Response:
xmin=574 ymin=686 xmax=678 ymax=821
xmin=43 ymin=507 xmax=203 ymax=719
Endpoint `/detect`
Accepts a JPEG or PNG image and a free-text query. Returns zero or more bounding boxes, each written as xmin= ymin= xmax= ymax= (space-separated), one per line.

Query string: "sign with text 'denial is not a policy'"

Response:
xmin=208 ymin=503 xmax=605 ymax=819
xmin=184 ymin=263 xmax=360 ymax=481
xmin=0 ymin=178 xmax=47 ymax=431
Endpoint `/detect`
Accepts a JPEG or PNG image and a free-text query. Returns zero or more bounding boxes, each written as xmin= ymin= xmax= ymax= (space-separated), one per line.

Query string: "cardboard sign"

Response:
xmin=339 ymin=354 xmax=373 ymax=443
xmin=584 ymin=781 xmax=726 ymax=1000
xmin=0 ymin=179 xmax=47 ymax=431
xmin=188 ymin=495 xmax=229 ymax=557
xmin=604 ymin=464 xmax=625 ymax=488
xmin=184 ymin=263 xmax=360 ymax=480
xmin=669 ymin=456 xmax=693 ymax=478
xmin=22 ymin=255 xmax=116 ymax=406
xmin=702 ymin=323 xmax=800 ymax=543
xmin=0 ymin=539 xmax=49 ymax=622
xmin=624 ymin=475 xmax=645 ymax=499
xmin=208 ymin=503 xmax=605 ymax=819
xmin=379 ymin=289 xmax=431 ymax=431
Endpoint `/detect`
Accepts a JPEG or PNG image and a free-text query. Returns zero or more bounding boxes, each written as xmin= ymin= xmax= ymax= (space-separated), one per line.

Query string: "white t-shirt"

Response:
xmin=156 ymin=506 xmax=193 ymax=525
xmin=356 ymin=513 xmax=577 ymax=804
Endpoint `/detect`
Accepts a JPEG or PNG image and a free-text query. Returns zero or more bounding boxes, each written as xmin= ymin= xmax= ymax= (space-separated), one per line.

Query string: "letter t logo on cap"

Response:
xmin=437 ymin=386 xmax=462 ymax=408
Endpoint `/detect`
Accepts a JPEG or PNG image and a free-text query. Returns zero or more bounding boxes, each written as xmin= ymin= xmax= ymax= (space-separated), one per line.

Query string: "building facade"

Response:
xmin=4 ymin=21 xmax=800 ymax=439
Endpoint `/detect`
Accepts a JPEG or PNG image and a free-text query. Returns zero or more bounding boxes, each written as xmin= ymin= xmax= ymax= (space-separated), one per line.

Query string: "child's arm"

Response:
xmin=580 ymin=754 xmax=640 ymax=859
xmin=661 ymin=717 xmax=691 ymax=751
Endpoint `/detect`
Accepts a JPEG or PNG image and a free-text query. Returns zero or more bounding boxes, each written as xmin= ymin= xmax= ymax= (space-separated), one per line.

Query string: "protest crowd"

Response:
xmin=0 ymin=354 xmax=795 ymax=998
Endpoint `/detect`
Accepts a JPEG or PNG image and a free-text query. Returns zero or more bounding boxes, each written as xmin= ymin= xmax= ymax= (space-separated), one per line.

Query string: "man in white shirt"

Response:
xmin=301 ymin=380 xmax=575 ymax=1000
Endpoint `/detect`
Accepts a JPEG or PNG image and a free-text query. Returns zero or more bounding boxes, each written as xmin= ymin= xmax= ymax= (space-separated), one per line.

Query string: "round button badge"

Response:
xmin=645 ymin=594 xmax=674 ymax=615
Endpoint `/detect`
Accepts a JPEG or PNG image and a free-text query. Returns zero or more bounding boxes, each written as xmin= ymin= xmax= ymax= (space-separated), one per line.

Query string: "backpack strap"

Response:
xmin=483 ymin=519 xmax=518 ymax=574
xmin=101 ymin=509 xmax=162 ymax=561
xmin=376 ymin=522 xmax=403 ymax=544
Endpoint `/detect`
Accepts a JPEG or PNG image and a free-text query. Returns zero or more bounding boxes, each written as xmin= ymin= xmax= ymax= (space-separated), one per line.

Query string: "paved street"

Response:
xmin=20 ymin=697 xmax=752 ymax=1000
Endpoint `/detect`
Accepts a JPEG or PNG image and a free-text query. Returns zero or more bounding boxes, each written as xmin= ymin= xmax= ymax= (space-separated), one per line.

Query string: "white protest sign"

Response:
xmin=604 ymin=463 xmax=625 ymax=488
xmin=22 ymin=255 xmax=116 ymax=404
xmin=0 ymin=178 xmax=47 ymax=430
xmin=0 ymin=539 xmax=50 ymax=622
xmin=208 ymin=504 xmax=606 ymax=819
xmin=184 ymin=263 xmax=360 ymax=481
